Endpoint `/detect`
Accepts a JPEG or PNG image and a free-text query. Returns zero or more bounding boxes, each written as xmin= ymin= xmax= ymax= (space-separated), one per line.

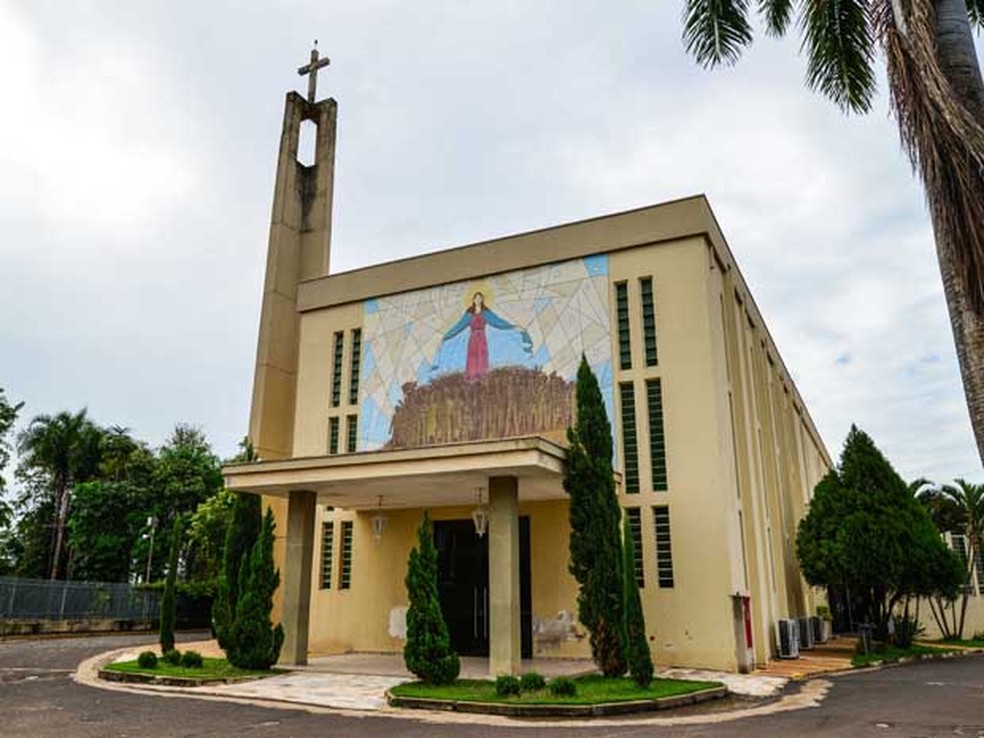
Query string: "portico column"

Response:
xmin=279 ymin=490 xmax=316 ymax=666
xmin=488 ymin=475 xmax=520 ymax=677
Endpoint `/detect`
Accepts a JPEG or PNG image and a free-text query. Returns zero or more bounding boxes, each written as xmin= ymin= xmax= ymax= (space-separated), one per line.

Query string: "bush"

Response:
xmin=163 ymin=649 xmax=182 ymax=665
xmin=891 ymin=615 xmax=923 ymax=648
xmin=972 ymin=630 xmax=984 ymax=642
xmin=519 ymin=671 xmax=546 ymax=692
xmin=180 ymin=650 xmax=203 ymax=668
xmin=495 ymin=675 xmax=521 ymax=697
xmin=549 ymin=676 xmax=577 ymax=697
xmin=137 ymin=651 xmax=158 ymax=669
xmin=403 ymin=512 xmax=460 ymax=685
xmin=225 ymin=508 xmax=285 ymax=670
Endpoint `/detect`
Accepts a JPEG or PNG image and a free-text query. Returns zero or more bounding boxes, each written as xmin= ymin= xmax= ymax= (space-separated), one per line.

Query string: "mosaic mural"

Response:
xmin=358 ymin=255 xmax=614 ymax=450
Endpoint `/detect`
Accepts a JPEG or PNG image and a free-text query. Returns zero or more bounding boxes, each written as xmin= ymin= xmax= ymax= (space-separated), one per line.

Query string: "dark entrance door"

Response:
xmin=434 ymin=517 xmax=532 ymax=658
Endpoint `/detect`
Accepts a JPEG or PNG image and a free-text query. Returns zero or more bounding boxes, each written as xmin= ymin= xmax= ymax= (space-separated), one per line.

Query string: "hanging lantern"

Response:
xmin=471 ymin=506 xmax=489 ymax=538
xmin=371 ymin=496 xmax=388 ymax=542
xmin=471 ymin=486 xmax=489 ymax=537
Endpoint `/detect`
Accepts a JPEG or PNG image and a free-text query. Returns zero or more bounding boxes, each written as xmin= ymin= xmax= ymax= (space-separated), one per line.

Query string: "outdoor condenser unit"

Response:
xmin=776 ymin=618 xmax=800 ymax=659
xmin=811 ymin=615 xmax=828 ymax=644
xmin=797 ymin=616 xmax=815 ymax=650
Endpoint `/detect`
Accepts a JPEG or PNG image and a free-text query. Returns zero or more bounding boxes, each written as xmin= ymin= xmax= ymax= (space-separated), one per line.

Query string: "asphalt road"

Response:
xmin=2 ymin=633 xmax=983 ymax=737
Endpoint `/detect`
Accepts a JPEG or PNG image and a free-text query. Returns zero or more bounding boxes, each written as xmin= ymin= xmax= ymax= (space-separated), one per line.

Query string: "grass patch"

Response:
xmin=851 ymin=644 xmax=955 ymax=668
xmin=938 ymin=638 xmax=984 ymax=648
xmin=390 ymin=674 xmax=721 ymax=705
xmin=105 ymin=657 xmax=273 ymax=680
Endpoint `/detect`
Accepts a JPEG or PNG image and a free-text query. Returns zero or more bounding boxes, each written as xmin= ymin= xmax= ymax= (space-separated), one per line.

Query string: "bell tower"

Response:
xmin=249 ymin=44 xmax=337 ymax=461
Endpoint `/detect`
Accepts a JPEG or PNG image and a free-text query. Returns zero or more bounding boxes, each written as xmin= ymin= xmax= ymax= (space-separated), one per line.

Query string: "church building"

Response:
xmin=223 ymin=57 xmax=832 ymax=675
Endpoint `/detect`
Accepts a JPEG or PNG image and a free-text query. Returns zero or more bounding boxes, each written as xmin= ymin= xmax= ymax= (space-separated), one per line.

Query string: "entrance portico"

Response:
xmin=223 ymin=436 xmax=566 ymax=676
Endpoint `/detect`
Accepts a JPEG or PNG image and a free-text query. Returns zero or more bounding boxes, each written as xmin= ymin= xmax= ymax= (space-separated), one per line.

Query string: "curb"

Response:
xmin=848 ymin=646 xmax=983 ymax=671
xmin=98 ymin=667 xmax=270 ymax=688
xmin=385 ymin=685 xmax=728 ymax=717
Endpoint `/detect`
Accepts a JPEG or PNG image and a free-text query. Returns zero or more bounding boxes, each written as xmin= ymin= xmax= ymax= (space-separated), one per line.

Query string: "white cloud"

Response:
xmin=0 ymin=0 xmax=979 ymax=482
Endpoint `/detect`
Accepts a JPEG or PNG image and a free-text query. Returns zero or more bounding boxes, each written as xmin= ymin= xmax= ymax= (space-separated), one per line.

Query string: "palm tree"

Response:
xmin=940 ymin=478 xmax=984 ymax=636
xmin=17 ymin=410 xmax=103 ymax=579
xmin=682 ymin=0 xmax=984 ymax=466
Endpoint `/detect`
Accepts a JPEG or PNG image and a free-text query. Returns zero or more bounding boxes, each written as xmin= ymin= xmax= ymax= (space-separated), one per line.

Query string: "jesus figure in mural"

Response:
xmin=439 ymin=292 xmax=533 ymax=380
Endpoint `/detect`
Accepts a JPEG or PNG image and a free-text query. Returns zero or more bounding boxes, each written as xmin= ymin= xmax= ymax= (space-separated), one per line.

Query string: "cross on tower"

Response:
xmin=298 ymin=41 xmax=330 ymax=103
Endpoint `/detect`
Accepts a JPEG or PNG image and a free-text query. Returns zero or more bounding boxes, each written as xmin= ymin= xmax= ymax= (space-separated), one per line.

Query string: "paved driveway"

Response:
xmin=2 ymin=633 xmax=983 ymax=737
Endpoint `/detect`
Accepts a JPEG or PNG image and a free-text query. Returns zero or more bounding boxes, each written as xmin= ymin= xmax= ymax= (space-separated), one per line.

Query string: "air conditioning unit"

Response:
xmin=811 ymin=616 xmax=828 ymax=644
xmin=797 ymin=616 xmax=815 ymax=650
xmin=776 ymin=618 xmax=800 ymax=659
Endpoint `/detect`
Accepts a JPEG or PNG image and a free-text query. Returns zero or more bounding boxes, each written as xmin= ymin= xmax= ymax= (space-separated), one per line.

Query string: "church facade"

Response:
xmin=224 ymin=81 xmax=832 ymax=675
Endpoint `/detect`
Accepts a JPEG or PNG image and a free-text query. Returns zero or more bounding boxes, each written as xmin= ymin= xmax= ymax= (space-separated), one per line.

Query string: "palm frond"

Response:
xmin=683 ymin=0 xmax=755 ymax=67
xmin=801 ymin=0 xmax=877 ymax=113
xmin=759 ymin=0 xmax=796 ymax=36
xmin=969 ymin=0 xmax=984 ymax=29
xmin=878 ymin=0 xmax=984 ymax=314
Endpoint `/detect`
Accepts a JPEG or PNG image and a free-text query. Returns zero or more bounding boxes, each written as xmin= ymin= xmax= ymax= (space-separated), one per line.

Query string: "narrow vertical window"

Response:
xmin=320 ymin=521 xmax=334 ymax=589
xmin=340 ymin=521 xmax=353 ymax=590
xmin=615 ymin=281 xmax=632 ymax=370
xmin=328 ymin=417 xmax=339 ymax=455
xmin=346 ymin=414 xmax=358 ymax=453
xmin=620 ymin=382 xmax=640 ymax=494
xmin=626 ymin=507 xmax=644 ymax=587
xmin=652 ymin=506 xmax=674 ymax=588
xmin=349 ymin=328 xmax=362 ymax=405
xmin=640 ymin=277 xmax=658 ymax=366
xmin=331 ymin=331 xmax=344 ymax=407
xmin=646 ymin=379 xmax=668 ymax=491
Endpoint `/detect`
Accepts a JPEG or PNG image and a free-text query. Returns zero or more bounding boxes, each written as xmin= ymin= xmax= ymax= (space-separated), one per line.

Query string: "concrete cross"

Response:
xmin=298 ymin=41 xmax=330 ymax=103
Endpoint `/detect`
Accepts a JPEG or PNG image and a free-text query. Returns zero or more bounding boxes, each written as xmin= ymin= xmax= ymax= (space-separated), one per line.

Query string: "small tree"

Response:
xmin=564 ymin=356 xmax=626 ymax=677
xmin=797 ymin=425 xmax=963 ymax=640
xmin=159 ymin=516 xmax=183 ymax=654
xmin=622 ymin=515 xmax=653 ymax=687
xmin=404 ymin=511 xmax=460 ymax=684
xmin=212 ymin=490 xmax=261 ymax=650
xmin=226 ymin=507 xmax=284 ymax=670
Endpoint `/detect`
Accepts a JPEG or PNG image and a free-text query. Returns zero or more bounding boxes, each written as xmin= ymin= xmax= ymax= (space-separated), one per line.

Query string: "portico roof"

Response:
xmin=223 ymin=436 xmax=586 ymax=510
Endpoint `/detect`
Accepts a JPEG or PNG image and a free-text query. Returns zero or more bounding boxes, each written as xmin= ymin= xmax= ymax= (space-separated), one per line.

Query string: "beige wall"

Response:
xmin=259 ymin=217 xmax=832 ymax=672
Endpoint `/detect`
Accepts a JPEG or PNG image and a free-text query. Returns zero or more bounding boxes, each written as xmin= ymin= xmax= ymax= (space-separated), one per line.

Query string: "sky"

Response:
xmin=0 ymin=0 xmax=981 ymax=484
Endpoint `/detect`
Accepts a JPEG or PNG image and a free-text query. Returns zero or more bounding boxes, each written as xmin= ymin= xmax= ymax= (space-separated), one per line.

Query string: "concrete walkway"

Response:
xmin=105 ymin=639 xmax=789 ymax=710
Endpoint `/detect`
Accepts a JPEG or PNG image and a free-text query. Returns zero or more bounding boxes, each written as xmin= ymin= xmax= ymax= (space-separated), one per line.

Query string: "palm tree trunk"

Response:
xmin=49 ymin=477 xmax=69 ymax=580
xmin=932 ymin=0 xmax=984 ymax=467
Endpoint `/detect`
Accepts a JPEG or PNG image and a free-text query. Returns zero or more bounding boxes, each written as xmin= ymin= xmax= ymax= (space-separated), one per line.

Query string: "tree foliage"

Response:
xmin=563 ymin=356 xmax=626 ymax=677
xmin=622 ymin=515 xmax=653 ymax=688
xmin=160 ymin=516 xmax=183 ymax=654
xmin=796 ymin=425 xmax=963 ymax=639
xmin=681 ymin=0 xmax=984 ymax=467
xmin=225 ymin=507 xmax=284 ymax=670
xmin=213 ymin=490 xmax=261 ymax=651
xmin=404 ymin=511 xmax=460 ymax=684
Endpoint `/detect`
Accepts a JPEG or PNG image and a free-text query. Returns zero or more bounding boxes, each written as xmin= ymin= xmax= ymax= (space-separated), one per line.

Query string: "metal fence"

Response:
xmin=0 ymin=576 xmax=160 ymax=621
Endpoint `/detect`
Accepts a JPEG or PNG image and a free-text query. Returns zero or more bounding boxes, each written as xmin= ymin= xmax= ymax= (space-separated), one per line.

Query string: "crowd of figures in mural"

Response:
xmin=358 ymin=256 xmax=615 ymax=450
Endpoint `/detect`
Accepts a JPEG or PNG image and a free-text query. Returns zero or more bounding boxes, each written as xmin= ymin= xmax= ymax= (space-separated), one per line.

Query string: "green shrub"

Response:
xmin=163 ymin=648 xmax=182 ymax=665
xmin=403 ymin=511 xmax=460 ymax=685
xmin=180 ymin=650 xmax=203 ymax=668
xmin=972 ymin=630 xmax=984 ymax=641
xmin=519 ymin=671 xmax=546 ymax=691
xmin=495 ymin=675 xmax=521 ymax=696
xmin=137 ymin=651 xmax=158 ymax=669
xmin=891 ymin=615 xmax=923 ymax=648
xmin=549 ymin=676 xmax=577 ymax=697
xmin=225 ymin=508 xmax=285 ymax=670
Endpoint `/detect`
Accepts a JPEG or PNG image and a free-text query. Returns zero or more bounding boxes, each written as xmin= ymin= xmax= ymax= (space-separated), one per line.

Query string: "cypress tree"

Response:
xmin=404 ymin=511 xmax=460 ymax=684
xmin=213 ymin=491 xmax=261 ymax=650
xmin=622 ymin=515 xmax=653 ymax=687
xmin=563 ymin=356 xmax=626 ymax=677
xmin=159 ymin=517 xmax=183 ymax=654
xmin=226 ymin=507 xmax=284 ymax=670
